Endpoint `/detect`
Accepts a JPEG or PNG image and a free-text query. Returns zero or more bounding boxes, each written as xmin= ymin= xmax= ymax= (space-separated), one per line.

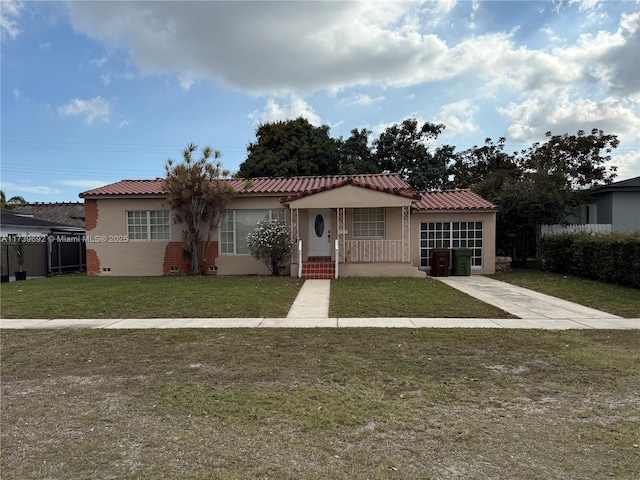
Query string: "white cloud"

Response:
xmin=436 ymin=99 xmax=479 ymax=135
xmin=611 ymin=150 xmax=640 ymax=181
xmin=569 ymin=0 xmax=601 ymax=13
xmin=342 ymin=93 xmax=385 ymax=107
xmin=0 ymin=0 xmax=22 ymax=41
xmin=58 ymin=96 xmax=111 ymax=124
xmin=39 ymin=42 xmax=51 ymax=52
xmin=118 ymin=119 xmax=131 ymax=129
xmin=248 ymin=95 xmax=322 ymax=126
xmin=0 ymin=181 xmax=60 ymax=195
xmin=90 ymin=57 xmax=107 ymax=67
xmin=57 ymin=180 xmax=108 ymax=189
xmin=498 ymin=94 xmax=640 ymax=148
xmin=101 ymin=73 xmax=111 ymax=86
xmin=13 ymin=87 xmax=20 ymax=100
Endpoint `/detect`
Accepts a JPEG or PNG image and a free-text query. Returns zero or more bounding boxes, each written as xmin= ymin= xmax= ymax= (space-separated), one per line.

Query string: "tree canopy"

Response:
xmin=373 ymin=119 xmax=452 ymax=190
xmin=237 ymin=117 xmax=339 ymax=178
xmin=0 ymin=191 xmax=27 ymax=210
xmin=237 ymin=117 xmax=454 ymax=189
xmin=448 ymin=129 xmax=619 ymax=262
xmin=164 ymin=144 xmax=235 ymax=275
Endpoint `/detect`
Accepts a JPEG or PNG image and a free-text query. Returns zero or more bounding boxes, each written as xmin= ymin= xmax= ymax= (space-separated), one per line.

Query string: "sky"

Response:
xmin=1 ymin=0 xmax=639 ymax=203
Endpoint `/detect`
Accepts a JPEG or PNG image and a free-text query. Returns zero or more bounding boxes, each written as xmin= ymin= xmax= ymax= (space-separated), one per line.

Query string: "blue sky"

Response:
xmin=2 ymin=0 xmax=639 ymax=202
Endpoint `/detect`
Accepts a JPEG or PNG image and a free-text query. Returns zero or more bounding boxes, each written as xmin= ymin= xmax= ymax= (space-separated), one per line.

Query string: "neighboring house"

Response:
xmin=0 ymin=209 xmax=83 ymax=238
xmin=13 ymin=202 xmax=85 ymax=228
xmin=1 ymin=209 xmax=86 ymax=278
xmin=580 ymin=176 xmax=640 ymax=233
xmin=79 ymin=174 xmax=497 ymax=278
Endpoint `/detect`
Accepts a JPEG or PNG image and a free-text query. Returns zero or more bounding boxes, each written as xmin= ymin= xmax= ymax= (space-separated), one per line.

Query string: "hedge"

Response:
xmin=541 ymin=232 xmax=640 ymax=288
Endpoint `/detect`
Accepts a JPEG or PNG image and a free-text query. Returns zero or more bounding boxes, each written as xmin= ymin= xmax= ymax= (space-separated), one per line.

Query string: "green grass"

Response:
xmin=1 ymin=275 xmax=516 ymax=319
xmin=2 ymin=328 xmax=639 ymax=479
xmin=0 ymin=275 xmax=302 ymax=318
xmin=492 ymin=269 xmax=640 ymax=318
xmin=330 ymin=277 xmax=515 ymax=318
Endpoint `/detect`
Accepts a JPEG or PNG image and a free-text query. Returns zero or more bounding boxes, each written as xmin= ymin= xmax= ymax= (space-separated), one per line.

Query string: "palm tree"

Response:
xmin=0 ymin=190 xmax=27 ymax=209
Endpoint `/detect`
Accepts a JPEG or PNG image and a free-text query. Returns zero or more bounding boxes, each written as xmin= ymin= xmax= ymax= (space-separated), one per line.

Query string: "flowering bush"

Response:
xmin=246 ymin=219 xmax=293 ymax=276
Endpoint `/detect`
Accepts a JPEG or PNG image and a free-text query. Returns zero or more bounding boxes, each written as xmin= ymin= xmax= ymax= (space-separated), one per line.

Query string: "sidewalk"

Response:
xmin=1 ymin=317 xmax=638 ymax=329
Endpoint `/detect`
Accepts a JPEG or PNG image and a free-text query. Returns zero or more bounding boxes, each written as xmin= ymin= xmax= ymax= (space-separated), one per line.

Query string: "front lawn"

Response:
xmin=0 ymin=275 xmax=302 ymax=318
xmin=492 ymin=269 xmax=640 ymax=318
xmin=330 ymin=277 xmax=514 ymax=318
xmin=2 ymin=328 xmax=638 ymax=479
xmin=1 ymin=275 xmax=515 ymax=319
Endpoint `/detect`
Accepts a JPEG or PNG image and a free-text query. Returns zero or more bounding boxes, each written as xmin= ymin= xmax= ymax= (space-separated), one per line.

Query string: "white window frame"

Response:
xmin=352 ymin=207 xmax=385 ymax=239
xmin=420 ymin=221 xmax=484 ymax=268
xmin=220 ymin=209 xmax=286 ymax=255
xmin=126 ymin=210 xmax=171 ymax=241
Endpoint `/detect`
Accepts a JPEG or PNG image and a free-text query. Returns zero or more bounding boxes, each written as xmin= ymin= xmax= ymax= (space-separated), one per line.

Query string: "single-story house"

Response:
xmin=79 ymin=174 xmax=497 ymax=278
xmin=579 ymin=176 xmax=640 ymax=233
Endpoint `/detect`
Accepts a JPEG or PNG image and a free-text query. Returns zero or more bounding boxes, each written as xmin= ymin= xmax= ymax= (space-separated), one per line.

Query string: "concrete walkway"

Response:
xmin=286 ymin=280 xmax=331 ymax=318
xmin=1 ymin=277 xmax=638 ymax=330
xmin=435 ymin=275 xmax=623 ymax=319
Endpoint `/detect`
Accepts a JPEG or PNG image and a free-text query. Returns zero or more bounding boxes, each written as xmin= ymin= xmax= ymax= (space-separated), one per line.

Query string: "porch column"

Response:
xmin=337 ymin=207 xmax=346 ymax=263
xmin=402 ymin=206 xmax=410 ymax=263
xmin=290 ymin=208 xmax=299 ymax=261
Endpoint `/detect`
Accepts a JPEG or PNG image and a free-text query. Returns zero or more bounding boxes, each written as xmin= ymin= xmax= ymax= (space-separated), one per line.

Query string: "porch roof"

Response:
xmin=279 ymin=175 xmax=419 ymax=205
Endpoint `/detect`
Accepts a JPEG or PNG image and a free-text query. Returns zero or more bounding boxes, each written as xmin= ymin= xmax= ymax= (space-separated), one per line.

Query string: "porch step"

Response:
xmin=301 ymin=261 xmax=335 ymax=280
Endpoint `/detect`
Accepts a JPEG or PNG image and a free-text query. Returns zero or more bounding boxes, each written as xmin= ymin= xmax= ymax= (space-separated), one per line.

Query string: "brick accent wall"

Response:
xmin=163 ymin=241 xmax=219 ymax=275
xmin=86 ymin=249 xmax=100 ymax=275
xmin=84 ymin=199 xmax=98 ymax=231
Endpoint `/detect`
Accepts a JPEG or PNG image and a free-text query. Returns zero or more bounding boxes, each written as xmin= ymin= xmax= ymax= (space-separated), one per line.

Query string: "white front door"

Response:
xmin=308 ymin=209 xmax=332 ymax=257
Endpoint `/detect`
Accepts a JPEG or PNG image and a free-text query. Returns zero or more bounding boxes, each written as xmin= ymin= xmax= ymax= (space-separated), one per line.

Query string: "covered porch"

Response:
xmin=283 ymin=182 xmax=422 ymax=279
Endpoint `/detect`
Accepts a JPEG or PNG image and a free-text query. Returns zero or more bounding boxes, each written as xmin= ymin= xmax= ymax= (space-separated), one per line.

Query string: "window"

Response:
xmin=127 ymin=210 xmax=170 ymax=241
xmin=353 ymin=208 xmax=385 ymax=238
xmin=420 ymin=221 xmax=483 ymax=268
xmin=220 ymin=209 xmax=286 ymax=255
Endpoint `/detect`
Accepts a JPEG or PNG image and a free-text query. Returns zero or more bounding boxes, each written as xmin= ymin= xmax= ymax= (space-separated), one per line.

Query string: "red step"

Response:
xmin=301 ymin=261 xmax=335 ymax=280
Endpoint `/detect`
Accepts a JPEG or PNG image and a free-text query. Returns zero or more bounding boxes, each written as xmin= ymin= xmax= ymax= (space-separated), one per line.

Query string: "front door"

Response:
xmin=308 ymin=209 xmax=332 ymax=257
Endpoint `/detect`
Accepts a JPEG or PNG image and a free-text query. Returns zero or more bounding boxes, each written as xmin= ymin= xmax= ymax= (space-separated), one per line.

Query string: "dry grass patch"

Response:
xmin=2 ymin=328 xmax=639 ymax=479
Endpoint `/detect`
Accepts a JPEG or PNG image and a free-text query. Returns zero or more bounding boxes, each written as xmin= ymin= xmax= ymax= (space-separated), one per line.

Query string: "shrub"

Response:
xmin=246 ymin=220 xmax=293 ymax=276
xmin=541 ymin=231 xmax=640 ymax=287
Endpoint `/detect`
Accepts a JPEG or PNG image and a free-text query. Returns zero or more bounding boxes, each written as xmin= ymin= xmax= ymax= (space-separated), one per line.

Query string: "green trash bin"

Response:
xmin=452 ymin=248 xmax=472 ymax=276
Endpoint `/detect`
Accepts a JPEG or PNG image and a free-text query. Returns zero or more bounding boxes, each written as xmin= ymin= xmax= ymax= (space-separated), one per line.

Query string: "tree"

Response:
xmin=246 ymin=219 xmax=293 ymax=276
xmin=373 ymin=119 xmax=454 ymax=190
xmin=238 ymin=117 xmax=340 ymax=178
xmin=336 ymin=128 xmax=379 ymax=175
xmin=523 ymin=129 xmax=618 ymax=187
xmin=0 ymin=191 xmax=27 ymax=209
xmin=449 ymin=130 xmax=619 ymax=263
xmin=164 ymin=144 xmax=235 ymax=275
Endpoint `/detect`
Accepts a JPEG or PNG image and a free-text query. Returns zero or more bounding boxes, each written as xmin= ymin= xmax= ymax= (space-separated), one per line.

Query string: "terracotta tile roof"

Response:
xmin=79 ymin=174 xmax=412 ymax=198
xmin=413 ymin=189 xmax=497 ymax=211
xmin=278 ymin=175 xmax=419 ymax=203
xmin=80 ymin=179 xmax=166 ymax=197
xmin=79 ymin=176 xmax=496 ymax=212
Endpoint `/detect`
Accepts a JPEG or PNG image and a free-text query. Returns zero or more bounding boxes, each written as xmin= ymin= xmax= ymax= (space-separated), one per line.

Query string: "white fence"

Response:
xmin=540 ymin=224 xmax=612 ymax=237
